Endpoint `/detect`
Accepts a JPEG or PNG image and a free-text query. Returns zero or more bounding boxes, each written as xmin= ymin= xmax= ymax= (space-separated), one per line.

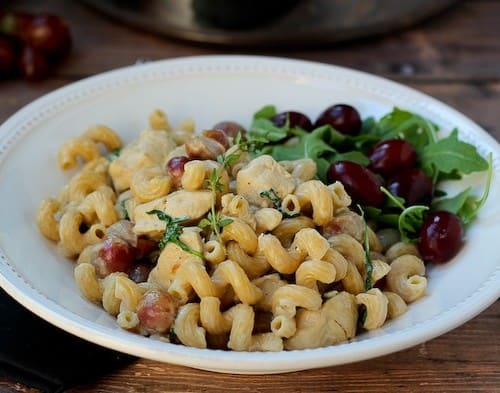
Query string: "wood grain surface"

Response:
xmin=0 ymin=0 xmax=499 ymax=392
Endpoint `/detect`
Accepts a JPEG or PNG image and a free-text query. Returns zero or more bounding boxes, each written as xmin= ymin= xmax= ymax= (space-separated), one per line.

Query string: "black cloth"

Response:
xmin=0 ymin=288 xmax=136 ymax=392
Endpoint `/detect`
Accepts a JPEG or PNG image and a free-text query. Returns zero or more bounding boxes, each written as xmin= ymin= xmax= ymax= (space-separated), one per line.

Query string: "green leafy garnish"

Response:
xmin=372 ymin=108 xmax=438 ymax=149
xmin=120 ymin=199 xmax=129 ymax=220
xmin=106 ymin=149 xmax=121 ymax=162
xmin=380 ymin=187 xmax=428 ymax=243
xmin=357 ymin=205 xmax=373 ymax=291
xmin=260 ymin=189 xmax=281 ymax=209
xmin=253 ymin=105 xmax=277 ymax=119
xmin=421 ymin=129 xmax=489 ymax=177
xmin=260 ymin=188 xmax=299 ymax=218
xmin=433 ymin=153 xmax=493 ymax=225
xmin=198 ymin=211 xmax=233 ymax=235
xmin=147 ymin=210 xmax=204 ymax=259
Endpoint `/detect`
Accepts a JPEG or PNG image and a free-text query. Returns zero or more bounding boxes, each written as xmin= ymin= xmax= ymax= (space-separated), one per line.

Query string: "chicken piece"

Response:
xmin=109 ymin=130 xmax=175 ymax=192
xmin=133 ymin=190 xmax=214 ymax=237
xmin=236 ymin=155 xmax=295 ymax=207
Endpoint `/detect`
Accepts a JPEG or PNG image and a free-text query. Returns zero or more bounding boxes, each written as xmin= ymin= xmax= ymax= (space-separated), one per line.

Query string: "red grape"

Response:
xmin=387 ymin=168 xmax=433 ymax=206
xmin=368 ymin=139 xmax=417 ymax=177
xmin=315 ymin=104 xmax=361 ymax=135
xmin=135 ymin=237 xmax=158 ymax=259
xmin=213 ymin=121 xmax=246 ymax=138
xmin=18 ymin=45 xmax=49 ymax=81
xmin=137 ymin=290 xmax=178 ymax=334
xmin=98 ymin=238 xmax=136 ymax=274
xmin=21 ymin=14 xmax=71 ymax=59
xmin=327 ymin=161 xmax=385 ymax=206
xmin=418 ymin=211 xmax=463 ymax=264
xmin=128 ymin=263 xmax=153 ymax=283
xmin=166 ymin=156 xmax=189 ymax=178
xmin=0 ymin=35 xmax=17 ymax=76
xmin=271 ymin=111 xmax=313 ymax=131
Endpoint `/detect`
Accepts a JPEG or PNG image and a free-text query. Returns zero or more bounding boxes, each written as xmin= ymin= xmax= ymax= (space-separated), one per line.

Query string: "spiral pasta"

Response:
xmin=36 ymin=109 xmax=430 ymax=352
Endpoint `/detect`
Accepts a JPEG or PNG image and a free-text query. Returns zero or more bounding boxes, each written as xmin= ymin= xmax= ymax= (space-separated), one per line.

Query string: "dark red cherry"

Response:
xmin=213 ymin=121 xmax=246 ymax=138
xmin=387 ymin=168 xmax=433 ymax=206
xmin=418 ymin=211 xmax=463 ymax=264
xmin=21 ymin=14 xmax=71 ymax=59
xmin=368 ymin=139 xmax=417 ymax=177
xmin=18 ymin=45 xmax=49 ymax=81
xmin=0 ymin=35 xmax=17 ymax=77
xmin=327 ymin=161 xmax=384 ymax=207
xmin=271 ymin=111 xmax=313 ymax=131
xmin=315 ymin=104 xmax=361 ymax=135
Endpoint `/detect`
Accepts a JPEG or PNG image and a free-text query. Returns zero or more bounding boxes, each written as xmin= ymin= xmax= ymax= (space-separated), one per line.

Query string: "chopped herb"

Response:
xmin=147 ymin=210 xmax=204 ymax=259
xmin=358 ymin=205 xmax=373 ymax=291
xmin=260 ymin=188 xmax=299 ymax=218
xmin=260 ymin=189 xmax=281 ymax=209
xmin=120 ymin=199 xmax=129 ymax=220
xmin=106 ymin=149 xmax=121 ymax=162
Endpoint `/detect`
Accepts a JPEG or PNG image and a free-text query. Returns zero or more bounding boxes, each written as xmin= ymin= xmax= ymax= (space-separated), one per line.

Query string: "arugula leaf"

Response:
xmin=147 ymin=210 xmax=204 ymax=259
xmin=249 ymin=118 xmax=290 ymax=143
xmin=253 ymin=105 xmax=277 ymax=119
xmin=380 ymin=187 xmax=428 ymax=242
xmin=374 ymin=108 xmax=438 ymax=149
xmin=270 ymin=126 xmax=340 ymax=182
xmin=334 ymin=151 xmax=370 ymax=166
xmin=398 ymin=205 xmax=429 ymax=243
xmin=421 ymin=129 xmax=488 ymax=176
xmin=433 ymin=153 xmax=493 ymax=225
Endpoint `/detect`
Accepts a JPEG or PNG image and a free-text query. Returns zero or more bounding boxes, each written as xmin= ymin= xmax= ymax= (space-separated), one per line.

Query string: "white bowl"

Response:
xmin=0 ymin=56 xmax=499 ymax=374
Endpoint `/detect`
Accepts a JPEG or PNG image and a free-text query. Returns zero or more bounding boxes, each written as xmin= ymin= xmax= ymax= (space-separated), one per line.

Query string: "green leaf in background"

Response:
xmin=421 ymin=129 xmax=489 ymax=175
xmin=253 ymin=105 xmax=277 ymax=119
xmin=433 ymin=153 xmax=493 ymax=225
xmin=398 ymin=205 xmax=429 ymax=243
xmin=333 ymin=151 xmax=370 ymax=166
xmin=375 ymin=108 xmax=439 ymax=149
xmin=249 ymin=118 xmax=289 ymax=143
xmin=270 ymin=126 xmax=338 ymax=181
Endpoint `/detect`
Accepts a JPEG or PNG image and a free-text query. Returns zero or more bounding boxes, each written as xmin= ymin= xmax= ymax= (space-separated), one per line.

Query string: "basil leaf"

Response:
xmin=399 ymin=205 xmax=429 ymax=243
xmin=421 ymin=129 xmax=488 ymax=175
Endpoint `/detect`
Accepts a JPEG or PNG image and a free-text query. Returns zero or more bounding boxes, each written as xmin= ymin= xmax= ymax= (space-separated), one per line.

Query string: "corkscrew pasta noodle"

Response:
xmin=35 ymin=109 xmax=428 ymax=352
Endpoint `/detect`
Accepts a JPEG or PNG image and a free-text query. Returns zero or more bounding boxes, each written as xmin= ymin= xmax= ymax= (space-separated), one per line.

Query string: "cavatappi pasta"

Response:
xmin=36 ymin=109 xmax=427 ymax=351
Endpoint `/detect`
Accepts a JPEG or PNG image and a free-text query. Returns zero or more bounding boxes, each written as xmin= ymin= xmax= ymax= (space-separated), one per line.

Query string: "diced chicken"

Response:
xmin=133 ymin=190 xmax=214 ymax=236
xmin=236 ymin=155 xmax=295 ymax=207
xmin=109 ymin=130 xmax=176 ymax=192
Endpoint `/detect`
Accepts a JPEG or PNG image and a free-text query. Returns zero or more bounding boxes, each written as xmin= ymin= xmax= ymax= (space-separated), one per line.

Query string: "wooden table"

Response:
xmin=1 ymin=1 xmax=499 ymax=392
